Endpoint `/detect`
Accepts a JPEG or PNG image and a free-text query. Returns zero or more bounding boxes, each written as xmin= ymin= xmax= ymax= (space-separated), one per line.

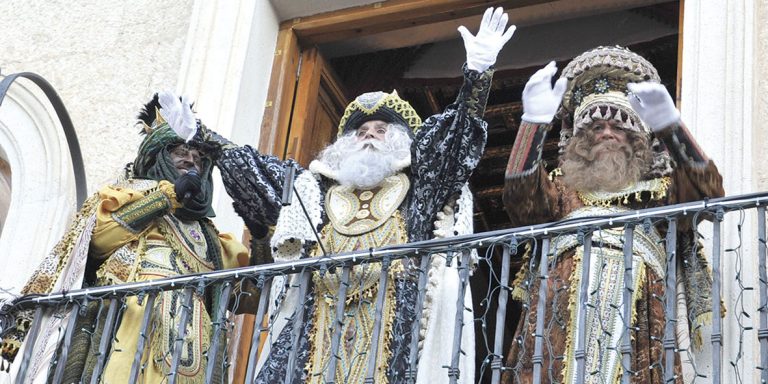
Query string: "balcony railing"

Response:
xmin=3 ymin=192 xmax=768 ymax=383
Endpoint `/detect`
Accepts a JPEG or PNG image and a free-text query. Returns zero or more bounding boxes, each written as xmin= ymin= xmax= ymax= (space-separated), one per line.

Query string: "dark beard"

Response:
xmin=561 ymin=139 xmax=643 ymax=193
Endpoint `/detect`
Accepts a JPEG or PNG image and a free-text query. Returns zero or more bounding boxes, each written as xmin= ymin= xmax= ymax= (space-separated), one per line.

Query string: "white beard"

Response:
xmin=313 ymin=127 xmax=412 ymax=189
xmin=336 ymin=146 xmax=402 ymax=189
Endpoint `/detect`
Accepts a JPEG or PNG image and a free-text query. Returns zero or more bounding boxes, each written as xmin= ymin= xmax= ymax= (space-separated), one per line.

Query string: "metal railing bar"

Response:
xmin=621 ymin=226 xmax=635 ymax=384
xmin=531 ymin=238 xmax=551 ymax=384
xmin=19 ymin=192 xmax=768 ymax=307
xmin=168 ymin=287 xmax=195 ymax=384
xmin=491 ymin=244 xmax=512 ymax=384
xmin=90 ymin=298 xmax=120 ymax=384
xmin=325 ymin=265 xmax=351 ymax=384
xmin=758 ymin=207 xmax=768 ymax=382
xmin=365 ymin=257 xmax=392 ymax=383
xmin=284 ymin=270 xmax=310 ymax=384
xmin=129 ymin=292 xmax=157 ymax=383
xmin=14 ymin=307 xmax=45 ymax=384
xmin=711 ymin=210 xmax=723 ymax=384
xmin=663 ymin=218 xmax=678 ymax=382
xmin=407 ymin=253 xmax=432 ymax=382
xmin=574 ymin=232 xmax=593 ymax=384
xmin=50 ymin=303 xmax=81 ymax=383
xmin=449 ymin=250 xmax=472 ymax=383
xmin=244 ymin=277 xmax=272 ymax=383
xmin=205 ymin=281 xmax=234 ymax=383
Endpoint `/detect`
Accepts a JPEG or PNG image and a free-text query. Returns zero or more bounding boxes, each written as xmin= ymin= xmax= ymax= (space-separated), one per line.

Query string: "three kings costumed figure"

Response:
xmin=500 ymin=46 xmax=724 ymax=383
xmin=0 ymin=93 xmax=249 ymax=384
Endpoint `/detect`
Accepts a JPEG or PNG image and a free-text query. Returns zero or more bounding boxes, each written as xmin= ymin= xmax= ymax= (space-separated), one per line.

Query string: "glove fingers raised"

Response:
xmin=527 ymin=61 xmax=556 ymax=85
xmin=489 ymin=7 xmax=503 ymax=31
xmin=457 ymin=25 xmax=473 ymax=43
xmin=498 ymin=13 xmax=509 ymax=33
xmin=481 ymin=7 xmax=492 ymax=29
xmin=502 ymin=24 xmax=517 ymax=43
xmin=158 ymin=90 xmax=180 ymax=110
xmin=552 ymin=77 xmax=568 ymax=99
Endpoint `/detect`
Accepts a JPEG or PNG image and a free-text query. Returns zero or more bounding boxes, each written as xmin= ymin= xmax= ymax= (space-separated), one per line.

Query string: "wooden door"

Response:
xmin=284 ymin=47 xmax=348 ymax=166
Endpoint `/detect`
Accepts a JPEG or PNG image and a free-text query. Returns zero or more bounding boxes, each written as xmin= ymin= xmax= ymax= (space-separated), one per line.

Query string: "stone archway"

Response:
xmin=0 ymin=77 xmax=76 ymax=297
xmin=0 ymin=156 xmax=10 ymax=234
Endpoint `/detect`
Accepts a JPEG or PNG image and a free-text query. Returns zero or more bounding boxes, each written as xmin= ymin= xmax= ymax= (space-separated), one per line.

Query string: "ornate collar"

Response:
xmin=326 ymin=173 xmax=409 ymax=236
xmin=575 ymin=176 xmax=671 ymax=207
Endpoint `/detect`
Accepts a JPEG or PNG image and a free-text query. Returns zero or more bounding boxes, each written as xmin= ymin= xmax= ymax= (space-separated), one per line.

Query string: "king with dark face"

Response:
xmin=0 ymin=92 xmax=250 ymax=383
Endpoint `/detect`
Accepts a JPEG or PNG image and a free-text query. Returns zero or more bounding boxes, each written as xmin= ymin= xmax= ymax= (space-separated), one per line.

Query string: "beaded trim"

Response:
xmin=576 ymin=177 xmax=671 ymax=207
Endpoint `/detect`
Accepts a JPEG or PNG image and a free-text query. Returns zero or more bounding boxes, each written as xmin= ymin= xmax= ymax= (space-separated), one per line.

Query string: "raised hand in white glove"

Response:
xmin=627 ymin=82 xmax=680 ymax=132
xmin=158 ymin=90 xmax=197 ymax=142
xmin=432 ymin=203 xmax=456 ymax=239
xmin=458 ymin=7 xmax=516 ymax=73
xmin=521 ymin=61 xmax=568 ymax=124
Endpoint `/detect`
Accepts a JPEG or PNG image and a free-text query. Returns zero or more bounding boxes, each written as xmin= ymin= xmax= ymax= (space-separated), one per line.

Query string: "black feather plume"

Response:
xmin=137 ymin=93 xmax=161 ymax=133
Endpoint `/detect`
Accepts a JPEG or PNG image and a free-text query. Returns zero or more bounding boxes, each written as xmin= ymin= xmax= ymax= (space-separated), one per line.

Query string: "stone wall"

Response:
xmin=0 ymin=0 xmax=194 ymax=192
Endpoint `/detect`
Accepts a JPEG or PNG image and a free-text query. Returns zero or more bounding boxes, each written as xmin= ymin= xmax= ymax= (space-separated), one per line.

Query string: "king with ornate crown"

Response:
xmin=501 ymin=46 xmax=725 ymax=383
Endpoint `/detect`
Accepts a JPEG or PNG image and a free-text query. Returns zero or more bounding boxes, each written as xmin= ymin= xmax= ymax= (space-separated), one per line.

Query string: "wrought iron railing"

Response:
xmin=4 ymin=192 xmax=768 ymax=383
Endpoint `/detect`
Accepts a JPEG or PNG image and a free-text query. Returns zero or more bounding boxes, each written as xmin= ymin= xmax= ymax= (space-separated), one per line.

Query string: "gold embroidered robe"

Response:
xmin=62 ymin=180 xmax=248 ymax=384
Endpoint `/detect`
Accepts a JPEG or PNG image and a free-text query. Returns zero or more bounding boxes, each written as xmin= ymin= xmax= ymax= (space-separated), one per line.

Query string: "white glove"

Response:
xmin=521 ymin=61 xmax=568 ymax=123
xmin=627 ymin=82 xmax=680 ymax=132
xmin=432 ymin=203 xmax=456 ymax=239
xmin=158 ymin=90 xmax=197 ymax=142
xmin=458 ymin=7 xmax=516 ymax=73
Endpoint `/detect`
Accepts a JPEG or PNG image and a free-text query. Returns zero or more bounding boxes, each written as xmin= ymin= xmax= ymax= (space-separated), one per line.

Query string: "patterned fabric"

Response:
xmin=576 ymin=177 xmax=671 ymax=207
xmin=326 ymin=174 xmax=409 ymax=235
xmin=0 ymin=178 xmax=246 ymax=384
xmin=270 ymin=171 xmax=326 ymax=260
xmin=95 ymin=243 xmax=138 ymax=285
xmin=558 ymin=46 xmax=660 ymax=146
xmin=555 ymin=206 xmax=666 ymax=383
xmin=254 ymin=292 xmax=317 ymax=383
xmin=506 ymin=121 xmax=549 ymax=176
xmin=386 ymin=278 xmax=419 ymax=381
xmin=217 ymin=147 xmax=293 ymax=238
xmin=408 ymin=65 xmax=491 ymax=243
xmin=111 ymin=185 xmax=176 ymax=233
xmin=655 ymin=122 xmax=709 ymax=166
xmin=560 ymin=46 xmax=660 ymax=118
xmin=305 ymin=211 xmax=408 ymax=384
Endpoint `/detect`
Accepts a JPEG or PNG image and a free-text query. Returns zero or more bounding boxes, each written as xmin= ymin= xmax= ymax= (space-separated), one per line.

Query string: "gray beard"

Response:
xmin=561 ymin=142 xmax=641 ymax=193
xmin=316 ymin=128 xmax=412 ymax=189
xmin=335 ymin=147 xmax=404 ymax=189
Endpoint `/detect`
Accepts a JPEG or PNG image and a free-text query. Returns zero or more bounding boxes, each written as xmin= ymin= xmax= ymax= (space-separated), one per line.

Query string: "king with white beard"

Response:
xmin=169 ymin=7 xmax=517 ymax=383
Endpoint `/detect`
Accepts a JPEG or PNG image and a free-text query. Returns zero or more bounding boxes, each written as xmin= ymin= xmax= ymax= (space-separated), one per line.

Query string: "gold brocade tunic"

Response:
xmin=307 ymin=174 xmax=410 ymax=384
xmin=88 ymin=181 xmax=248 ymax=384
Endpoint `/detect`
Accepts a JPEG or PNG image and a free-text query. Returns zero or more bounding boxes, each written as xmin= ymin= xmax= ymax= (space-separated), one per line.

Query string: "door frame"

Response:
xmin=256 ymin=0 xmax=554 ymax=157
